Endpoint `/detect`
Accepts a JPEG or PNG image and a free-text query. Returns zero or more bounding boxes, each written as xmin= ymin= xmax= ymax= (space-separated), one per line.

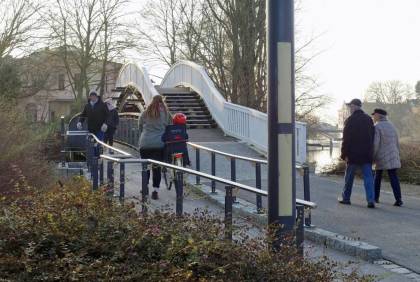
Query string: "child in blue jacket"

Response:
xmin=162 ymin=113 xmax=190 ymax=166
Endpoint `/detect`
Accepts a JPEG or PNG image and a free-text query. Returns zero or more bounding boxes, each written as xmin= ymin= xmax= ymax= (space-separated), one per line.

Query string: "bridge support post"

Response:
xmin=175 ymin=170 xmax=183 ymax=216
xmin=267 ymin=0 xmax=296 ymax=249
xmin=86 ymin=136 xmax=93 ymax=173
xmin=224 ymin=186 xmax=233 ymax=241
xmin=141 ymin=163 xmax=149 ymax=213
xmin=119 ymin=163 xmax=125 ymax=203
xmin=99 ymin=159 xmax=104 ymax=186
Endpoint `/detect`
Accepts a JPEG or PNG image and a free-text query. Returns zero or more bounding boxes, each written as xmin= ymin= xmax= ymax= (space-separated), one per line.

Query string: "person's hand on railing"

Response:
xmin=77 ymin=122 xmax=83 ymax=130
xmin=101 ymin=123 xmax=108 ymax=132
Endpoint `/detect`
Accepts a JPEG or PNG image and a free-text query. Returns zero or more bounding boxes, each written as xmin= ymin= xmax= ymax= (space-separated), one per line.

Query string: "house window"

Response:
xmin=50 ymin=111 xmax=56 ymax=121
xmin=58 ymin=74 xmax=65 ymax=90
xmin=25 ymin=103 xmax=37 ymax=122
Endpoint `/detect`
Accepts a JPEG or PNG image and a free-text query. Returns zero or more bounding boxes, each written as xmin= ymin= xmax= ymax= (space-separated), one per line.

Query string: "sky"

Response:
xmin=127 ymin=0 xmax=420 ymax=123
xmin=298 ymin=0 xmax=420 ymax=122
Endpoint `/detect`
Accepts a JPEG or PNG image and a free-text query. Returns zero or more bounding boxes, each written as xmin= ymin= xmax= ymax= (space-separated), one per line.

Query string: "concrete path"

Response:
xmin=184 ymin=129 xmax=420 ymax=274
xmin=106 ymin=146 xmax=413 ymax=281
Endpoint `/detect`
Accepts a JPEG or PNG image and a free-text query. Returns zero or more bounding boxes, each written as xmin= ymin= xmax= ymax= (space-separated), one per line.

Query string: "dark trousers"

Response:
xmin=374 ymin=169 xmax=402 ymax=201
xmin=104 ymin=128 xmax=116 ymax=146
xmin=140 ymin=148 xmax=164 ymax=188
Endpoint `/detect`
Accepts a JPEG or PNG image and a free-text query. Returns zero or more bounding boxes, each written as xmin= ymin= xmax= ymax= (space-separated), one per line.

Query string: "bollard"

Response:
xmin=141 ymin=163 xmax=149 ymax=213
xmin=175 ymin=170 xmax=184 ymax=216
xmin=195 ymin=148 xmax=201 ymax=185
xmin=211 ymin=152 xmax=216 ymax=193
xmin=303 ymin=165 xmax=312 ymax=227
xmin=119 ymin=163 xmax=125 ymax=202
xmin=295 ymin=204 xmax=305 ymax=256
xmin=255 ymin=163 xmax=263 ymax=213
xmin=60 ymin=116 xmax=65 ymax=166
xmin=92 ymin=155 xmax=99 ymax=191
xmin=224 ymin=186 xmax=233 ymax=241
xmin=230 ymin=158 xmax=238 ymax=203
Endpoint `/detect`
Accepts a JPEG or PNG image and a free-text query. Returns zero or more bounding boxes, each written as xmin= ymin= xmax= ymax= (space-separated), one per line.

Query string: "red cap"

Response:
xmin=173 ymin=113 xmax=187 ymax=125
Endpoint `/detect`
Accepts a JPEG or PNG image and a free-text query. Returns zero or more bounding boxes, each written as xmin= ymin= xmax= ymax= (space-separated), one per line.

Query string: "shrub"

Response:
xmin=0 ymin=101 xmax=53 ymax=200
xmin=0 ymin=178 xmax=370 ymax=281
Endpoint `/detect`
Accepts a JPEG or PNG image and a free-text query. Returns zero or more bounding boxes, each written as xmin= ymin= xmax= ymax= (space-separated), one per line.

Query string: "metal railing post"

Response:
xmin=141 ymin=163 xmax=149 ymax=213
xmin=256 ymin=163 xmax=263 ymax=213
xmin=230 ymin=158 xmax=238 ymax=203
xmin=211 ymin=152 xmax=216 ymax=193
xmin=86 ymin=136 xmax=93 ymax=172
xmin=92 ymin=155 xmax=99 ymax=191
xmin=99 ymin=159 xmax=104 ymax=185
xmin=119 ymin=163 xmax=125 ymax=202
xmin=60 ymin=116 xmax=65 ymax=166
xmin=106 ymin=159 xmax=114 ymax=197
xmin=296 ymin=204 xmax=305 ymax=256
xmin=303 ymin=165 xmax=312 ymax=227
xmin=225 ymin=186 xmax=233 ymax=241
xmin=175 ymin=170 xmax=183 ymax=216
xmin=195 ymin=148 xmax=200 ymax=185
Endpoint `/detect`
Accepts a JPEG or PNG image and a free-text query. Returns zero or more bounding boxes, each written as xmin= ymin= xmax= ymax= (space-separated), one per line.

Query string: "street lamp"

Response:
xmin=266 ymin=0 xmax=296 ymax=247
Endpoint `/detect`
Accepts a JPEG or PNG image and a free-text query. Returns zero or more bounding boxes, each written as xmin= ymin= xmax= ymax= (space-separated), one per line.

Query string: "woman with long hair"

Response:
xmin=138 ymin=95 xmax=171 ymax=199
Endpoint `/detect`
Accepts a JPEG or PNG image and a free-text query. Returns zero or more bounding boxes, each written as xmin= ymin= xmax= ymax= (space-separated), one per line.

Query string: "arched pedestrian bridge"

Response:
xmin=110 ymin=60 xmax=307 ymax=164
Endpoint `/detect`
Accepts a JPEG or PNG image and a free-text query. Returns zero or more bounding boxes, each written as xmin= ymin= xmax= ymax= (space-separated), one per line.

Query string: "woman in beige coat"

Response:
xmin=372 ymin=109 xmax=403 ymax=206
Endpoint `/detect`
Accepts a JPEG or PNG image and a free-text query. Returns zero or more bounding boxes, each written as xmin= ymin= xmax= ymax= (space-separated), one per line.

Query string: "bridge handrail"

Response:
xmin=160 ymin=60 xmax=307 ymax=164
xmin=67 ymin=130 xmax=316 ymax=209
xmin=100 ymin=154 xmax=316 ymax=209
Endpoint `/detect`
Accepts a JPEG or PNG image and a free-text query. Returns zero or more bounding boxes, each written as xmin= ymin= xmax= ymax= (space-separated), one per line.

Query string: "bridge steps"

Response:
xmin=159 ymin=88 xmax=217 ymax=129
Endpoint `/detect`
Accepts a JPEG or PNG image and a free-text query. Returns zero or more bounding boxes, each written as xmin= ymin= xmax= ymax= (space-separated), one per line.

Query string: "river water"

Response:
xmin=307 ymin=142 xmax=342 ymax=173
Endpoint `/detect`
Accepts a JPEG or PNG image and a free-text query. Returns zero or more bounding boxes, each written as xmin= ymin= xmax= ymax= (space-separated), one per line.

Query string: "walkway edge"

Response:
xmin=189 ymin=181 xmax=382 ymax=262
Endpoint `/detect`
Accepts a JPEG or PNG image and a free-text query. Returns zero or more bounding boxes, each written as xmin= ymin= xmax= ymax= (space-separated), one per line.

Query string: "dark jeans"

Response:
xmin=342 ymin=163 xmax=375 ymax=203
xmin=374 ymin=169 xmax=402 ymax=201
xmin=140 ymin=148 xmax=164 ymax=188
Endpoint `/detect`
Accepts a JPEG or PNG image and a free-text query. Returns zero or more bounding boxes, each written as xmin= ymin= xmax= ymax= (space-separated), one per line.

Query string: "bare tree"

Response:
xmin=44 ymin=0 xmax=132 ymax=104
xmin=365 ymin=80 xmax=413 ymax=104
xmin=137 ymin=0 xmax=329 ymax=116
xmin=0 ymin=0 xmax=43 ymax=58
xmin=135 ymin=0 xmax=186 ymax=67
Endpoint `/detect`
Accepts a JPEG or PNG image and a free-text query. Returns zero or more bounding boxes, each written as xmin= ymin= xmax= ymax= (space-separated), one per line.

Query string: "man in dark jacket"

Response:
xmin=77 ymin=90 xmax=109 ymax=141
xmin=339 ymin=98 xmax=376 ymax=208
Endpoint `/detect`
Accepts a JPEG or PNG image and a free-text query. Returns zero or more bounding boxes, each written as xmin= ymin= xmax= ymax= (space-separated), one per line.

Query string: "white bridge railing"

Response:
xmin=160 ymin=61 xmax=307 ymax=164
xmin=115 ymin=63 xmax=160 ymax=105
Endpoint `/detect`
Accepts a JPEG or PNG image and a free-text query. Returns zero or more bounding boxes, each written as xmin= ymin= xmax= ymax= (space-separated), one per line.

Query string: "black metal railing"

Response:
xmin=64 ymin=129 xmax=316 ymax=252
xmin=113 ymin=114 xmax=314 ymax=226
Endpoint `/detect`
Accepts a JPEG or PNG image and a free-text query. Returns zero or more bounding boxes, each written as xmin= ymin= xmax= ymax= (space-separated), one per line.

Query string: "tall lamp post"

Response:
xmin=266 ymin=0 xmax=296 ymax=246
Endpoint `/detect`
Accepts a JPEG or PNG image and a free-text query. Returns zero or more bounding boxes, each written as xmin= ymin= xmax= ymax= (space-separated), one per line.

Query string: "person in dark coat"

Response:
xmin=77 ymin=90 xmax=110 ymax=141
xmin=104 ymin=98 xmax=119 ymax=146
xmin=338 ymin=98 xmax=376 ymax=208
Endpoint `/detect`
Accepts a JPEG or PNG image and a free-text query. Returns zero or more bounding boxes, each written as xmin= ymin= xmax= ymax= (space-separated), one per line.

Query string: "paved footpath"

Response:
xmin=184 ymin=129 xmax=420 ymax=274
xmin=107 ymin=134 xmax=418 ymax=281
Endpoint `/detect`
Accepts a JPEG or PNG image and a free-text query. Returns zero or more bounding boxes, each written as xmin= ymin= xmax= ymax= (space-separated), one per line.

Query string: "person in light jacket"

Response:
xmin=372 ymin=108 xmax=403 ymax=206
xmin=138 ymin=95 xmax=172 ymax=200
